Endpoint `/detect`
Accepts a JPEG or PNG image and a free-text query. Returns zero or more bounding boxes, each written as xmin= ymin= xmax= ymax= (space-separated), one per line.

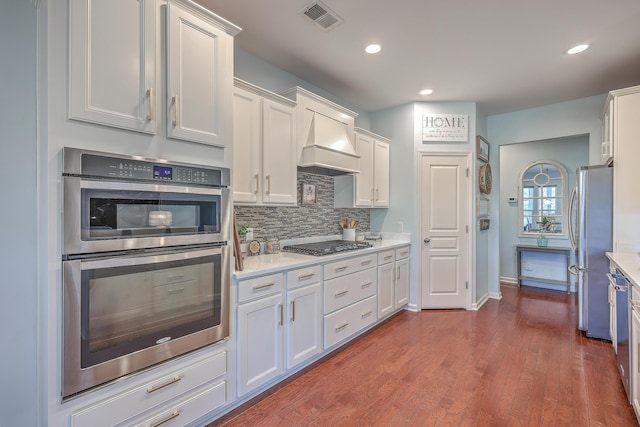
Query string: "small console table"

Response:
xmin=516 ymin=244 xmax=572 ymax=293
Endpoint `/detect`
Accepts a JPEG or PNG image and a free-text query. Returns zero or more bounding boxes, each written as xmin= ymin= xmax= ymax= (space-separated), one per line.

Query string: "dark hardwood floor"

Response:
xmin=209 ymin=284 xmax=638 ymax=426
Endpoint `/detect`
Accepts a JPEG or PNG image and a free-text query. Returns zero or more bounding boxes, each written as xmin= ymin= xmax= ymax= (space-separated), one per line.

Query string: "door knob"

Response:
xmin=424 ymin=238 xmax=431 ymax=243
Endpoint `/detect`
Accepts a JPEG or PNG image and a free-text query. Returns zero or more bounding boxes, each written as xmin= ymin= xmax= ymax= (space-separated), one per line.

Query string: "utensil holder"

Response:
xmin=342 ymin=228 xmax=356 ymax=241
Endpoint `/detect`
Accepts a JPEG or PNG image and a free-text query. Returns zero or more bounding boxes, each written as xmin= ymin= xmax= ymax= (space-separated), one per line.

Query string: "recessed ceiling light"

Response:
xmin=365 ymin=44 xmax=381 ymax=54
xmin=566 ymin=44 xmax=590 ymax=55
xmin=419 ymin=89 xmax=434 ymax=96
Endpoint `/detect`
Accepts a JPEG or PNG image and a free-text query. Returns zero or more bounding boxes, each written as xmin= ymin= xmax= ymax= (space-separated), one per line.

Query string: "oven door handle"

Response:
xmin=79 ymin=247 xmax=224 ymax=270
xmin=76 ymin=177 xmax=224 ymax=196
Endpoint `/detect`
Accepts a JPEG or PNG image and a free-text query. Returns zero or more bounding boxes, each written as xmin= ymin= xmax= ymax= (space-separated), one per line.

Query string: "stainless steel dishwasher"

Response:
xmin=609 ymin=270 xmax=631 ymax=403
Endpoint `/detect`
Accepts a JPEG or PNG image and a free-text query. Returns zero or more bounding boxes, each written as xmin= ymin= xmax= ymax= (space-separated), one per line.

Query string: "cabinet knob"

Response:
xmin=424 ymin=237 xmax=431 ymax=244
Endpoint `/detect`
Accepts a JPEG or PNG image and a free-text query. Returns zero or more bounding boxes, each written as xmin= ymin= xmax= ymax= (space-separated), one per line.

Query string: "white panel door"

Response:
xmin=420 ymin=153 xmax=469 ymax=309
xmin=262 ymin=98 xmax=297 ymax=205
xmin=166 ymin=3 xmax=232 ymax=146
xmin=69 ymin=0 xmax=156 ymax=133
xmin=354 ymin=132 xmax=374 ymax=207
xmin=232 ymin=87 xmax=261 ymax=204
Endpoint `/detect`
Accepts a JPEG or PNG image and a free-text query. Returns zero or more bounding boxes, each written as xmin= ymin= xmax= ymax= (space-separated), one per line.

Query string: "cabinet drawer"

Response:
xmin=395 ymin=246 xmax=410 ymax=260
xmin=324 ymin=268 xmax=377 ymax=314
xmin=287 ymin=265 xmax=322 ymax=289
xmin=378 ymin=250 xmax=395 ymax=265
xmin=71 ymin=350 xmax=227 ymax=427
xmin=324 ymin=254 xmax=377 ymax=280
xmin=132 ymin=380 xmax=227 ymax=427
xmin=238 ymin=273 xmax=284 ymax=303
xmin=324 ymin=295 xmax=377 ymax=349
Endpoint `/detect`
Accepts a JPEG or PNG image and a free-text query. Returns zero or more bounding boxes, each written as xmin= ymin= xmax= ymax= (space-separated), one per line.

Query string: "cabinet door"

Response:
xmin=354 ymin=132 xmax=374 ymax=207
xmin=395 ymin=258 xmax=409 ymax=308
xmin=262 ymin=98 xmax=297 ymax=205
xmin=237 ymin=294 xmax=284 ymax=396
xmin=373 ymin=140 xmax=390 ymax=207
xmin=166 ymin=3 xmax=232 ymax=147
xmin=286 ymin=283 xmax=323 ymax=369
xmin=69 ymin=0 xmax=156 ymax=133
xmin=378 ymin=262 xmax=394 ymax=318
xmin=610 ymin=284 xmax=617 ymax=351
xmin=233 ymin=87 xmax=261 ymax=204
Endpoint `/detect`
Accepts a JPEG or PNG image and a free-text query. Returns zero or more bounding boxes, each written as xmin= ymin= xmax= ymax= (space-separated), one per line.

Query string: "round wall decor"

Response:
xmin=479 ymin=163 xmax=492 ymax=194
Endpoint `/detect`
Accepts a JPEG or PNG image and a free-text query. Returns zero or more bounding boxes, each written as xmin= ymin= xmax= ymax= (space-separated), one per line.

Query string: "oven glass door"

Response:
xmin=81 ymin=250 xmax=221 ymax=367
xmin=82 ymin=181 xmax=221 ymax=239
xmin=63 ymin=246 xmax=228 ymax=397
xmin=64 ymin=178 xmax=228 ymax=254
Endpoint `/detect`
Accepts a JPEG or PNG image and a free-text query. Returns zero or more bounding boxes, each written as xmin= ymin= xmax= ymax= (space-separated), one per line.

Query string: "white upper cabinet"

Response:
xmin=334 ymin=128 xmax=391 ymax=208
xmin=69 ymin=0 xmax=239 ymax=147
xmin=166 ymin=2 xmax=235 ymax=146
xmin=233 ymin=79 xmax=297 ymax=206
xmin=69 ymin=0 xmax=157 ymax=133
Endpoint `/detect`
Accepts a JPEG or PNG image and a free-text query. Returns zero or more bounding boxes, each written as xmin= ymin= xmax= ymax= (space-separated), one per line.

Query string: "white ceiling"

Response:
xmin=198 ymin=0 xmax=640 ymax=116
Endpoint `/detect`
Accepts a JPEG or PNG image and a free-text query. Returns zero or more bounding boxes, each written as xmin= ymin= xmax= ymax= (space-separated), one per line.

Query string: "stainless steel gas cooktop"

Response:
xmin=282 ymin=240 xmax=372 ymax=256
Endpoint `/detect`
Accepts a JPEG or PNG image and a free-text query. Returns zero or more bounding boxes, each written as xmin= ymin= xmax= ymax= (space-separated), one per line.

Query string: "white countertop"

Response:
xmin=234 ymin=239 xmax=410 ymax=280
xmin=606 ymin=252 xmax=640 ymax=286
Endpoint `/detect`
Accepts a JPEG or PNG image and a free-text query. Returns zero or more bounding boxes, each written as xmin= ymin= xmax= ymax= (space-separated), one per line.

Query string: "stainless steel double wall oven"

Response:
xmin=61 ymin=148 xmax=231 ymax=399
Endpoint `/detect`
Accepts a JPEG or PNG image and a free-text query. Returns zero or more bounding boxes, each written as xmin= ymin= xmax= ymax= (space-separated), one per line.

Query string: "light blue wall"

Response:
xmin=475 ymin=112 xmax=490 ymax=302
xmin=0 ymin=2 xmax=39 ymax=426
xmin=487 ymin=94 xmax=607 ymax=295
xmin=498 ymin=136 xmax=589 ymax=286
xmin=234 ymin=49 xmax=371 ymax=129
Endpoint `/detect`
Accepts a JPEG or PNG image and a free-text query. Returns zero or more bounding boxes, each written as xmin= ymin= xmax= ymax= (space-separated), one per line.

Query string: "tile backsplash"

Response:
xmin=235 ymin=172 xmax=370 ymax=241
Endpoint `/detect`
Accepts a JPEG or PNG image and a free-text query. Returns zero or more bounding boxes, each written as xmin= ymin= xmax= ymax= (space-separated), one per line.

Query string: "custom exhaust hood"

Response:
xmin=282 ymin=87 xmax=360 ymax=175
xmin=300 ymin=111 xmax=359 ymax=175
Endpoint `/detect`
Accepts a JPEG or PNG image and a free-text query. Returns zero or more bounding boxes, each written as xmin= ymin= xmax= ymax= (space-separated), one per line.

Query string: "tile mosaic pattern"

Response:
xmin=235 ymin=172 xmax=370 ymax=241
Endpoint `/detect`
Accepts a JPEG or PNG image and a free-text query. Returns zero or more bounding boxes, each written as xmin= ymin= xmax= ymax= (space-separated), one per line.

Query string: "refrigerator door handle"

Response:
xmin=568 ymin=187 xmax=577 ymax=250
xmin=568 ymin=264 xmax=579 ymax=276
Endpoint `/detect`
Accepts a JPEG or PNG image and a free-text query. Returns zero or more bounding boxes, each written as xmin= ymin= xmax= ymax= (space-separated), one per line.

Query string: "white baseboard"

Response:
xmin=471 ymin=292 xmax=490 ymax=310
xmin=489 ymin=291 xmax=502 ymax=300
xmin=500 ymin=276 xmax=517 ymax=285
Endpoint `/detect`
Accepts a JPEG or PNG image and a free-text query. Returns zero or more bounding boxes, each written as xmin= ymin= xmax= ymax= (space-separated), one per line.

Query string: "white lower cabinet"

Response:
xmin=631 ymin=287 xmax=640 ymax=420
xmin=395 ymin=246 xmax=410 ymax=309
xmin=378 ymin=250 xmax=395 ymax=318
xmin=236 ymin=273 xmax=285 ymax=396
xmin=286 ymin=265 xmax=323 ymax=369
xmin=71 ymin=350 xmax=227 ymax=427
xmin=324 ymin=295 xmax=377 ymax=348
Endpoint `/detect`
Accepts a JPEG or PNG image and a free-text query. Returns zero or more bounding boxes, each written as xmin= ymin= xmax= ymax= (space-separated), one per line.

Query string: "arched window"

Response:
xmin=518 ymin=160 xmax=568 ymax=238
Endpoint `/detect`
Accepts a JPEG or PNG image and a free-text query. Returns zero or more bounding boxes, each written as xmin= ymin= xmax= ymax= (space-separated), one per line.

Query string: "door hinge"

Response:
xmin=466 ymin=281 xmax=469 ymax=289
xmin=466 ymin=168 xmax=470 ymax=177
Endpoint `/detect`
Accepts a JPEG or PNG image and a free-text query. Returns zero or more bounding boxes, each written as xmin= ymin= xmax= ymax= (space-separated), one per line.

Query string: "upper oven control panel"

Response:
xmin=62 ymin=148 xmax=230 ymax=187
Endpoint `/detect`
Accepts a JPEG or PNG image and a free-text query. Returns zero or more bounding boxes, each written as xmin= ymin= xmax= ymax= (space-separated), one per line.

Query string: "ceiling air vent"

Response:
xmin=301 ymin=1 xmax=344 ymax=31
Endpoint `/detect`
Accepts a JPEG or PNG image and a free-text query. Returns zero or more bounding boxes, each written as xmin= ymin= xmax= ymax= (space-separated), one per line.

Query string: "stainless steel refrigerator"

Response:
xmin=569 ymin=165 xmax=613 ymax=340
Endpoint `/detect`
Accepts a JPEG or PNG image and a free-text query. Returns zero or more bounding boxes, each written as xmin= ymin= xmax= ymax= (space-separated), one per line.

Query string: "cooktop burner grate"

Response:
xmin=282 ymin=240 xmax=372 ymax=256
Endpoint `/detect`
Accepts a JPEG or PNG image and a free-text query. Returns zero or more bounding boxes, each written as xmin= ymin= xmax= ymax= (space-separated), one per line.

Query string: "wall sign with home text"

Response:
xmin=422 ymin=114 xmax=468 ymax=142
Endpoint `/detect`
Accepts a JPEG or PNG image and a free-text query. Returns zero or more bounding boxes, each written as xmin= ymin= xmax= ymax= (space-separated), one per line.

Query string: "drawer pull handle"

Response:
xmin=335 ymin=289 xmax=348 ymax=297
xmin=279 ymin=303 xmax=283 ymax=326
xmin=361 ymin=281 xmax=372 ymax=288
xmin=291 ymin=300 xmax=295 ymax=322
xmin=335 ymin=322 xmax=349 ymax=331
xmin=335 ymin=265 xmax=348 ymax=272
xmin=147 ymin=375 xmax=183 ymax=394
xmin=400 ymin=251 xmax=408 ymax=257
xmin=167 ymin=274 xmax=185 ymax=281
xmin=253 ymin=282 xmax=275 ymax=291
xmin=298 ymin=273 xmax=315 ymax=280
xmin=361 ymin=260 xmax=372 ymax=265
xmin=167 ymin=287 xmax=185 ymax=295
xmin=361 ymin=310 xmax=373 ymax=318
xmin=384 ymin=255 xmax=393 ymax=261
xmin=150 ymin=410 xmax=182 ymax=427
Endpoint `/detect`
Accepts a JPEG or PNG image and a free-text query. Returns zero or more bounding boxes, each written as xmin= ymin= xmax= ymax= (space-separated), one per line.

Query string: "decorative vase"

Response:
xmin=537 ymin=233 xmax=548 ymax=247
